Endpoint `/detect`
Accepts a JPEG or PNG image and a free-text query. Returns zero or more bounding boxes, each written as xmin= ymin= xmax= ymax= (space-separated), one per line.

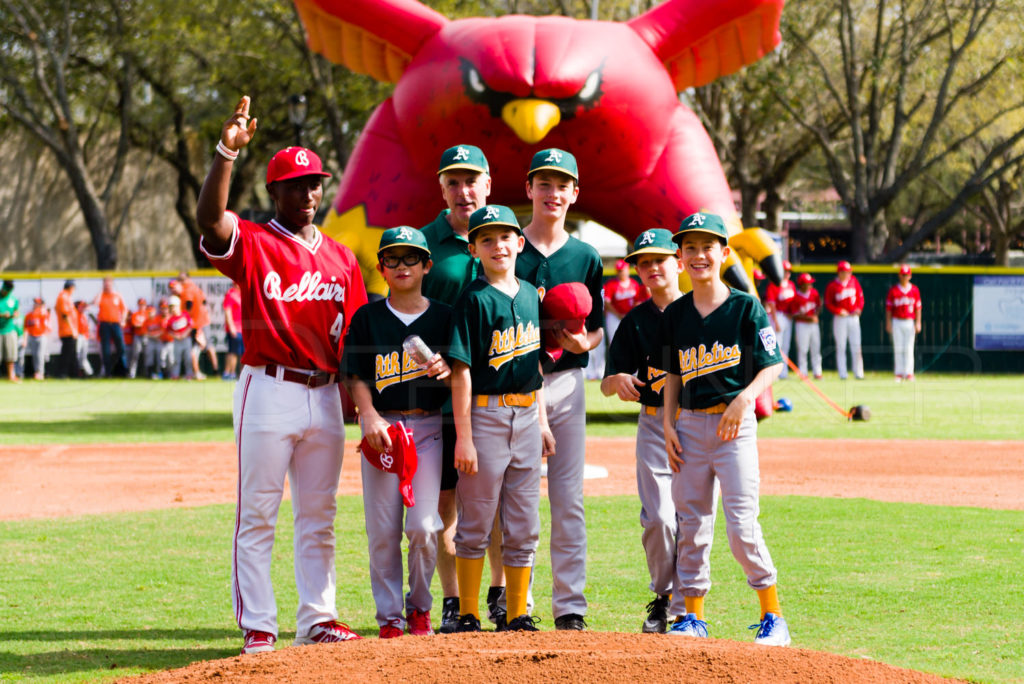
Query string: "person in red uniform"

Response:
xmin=176 ymin=271 xmax=218 ymax=379
xmin=885 ymin=264 xmax=923 ymax=381
xmin=599 ymin=258 xmax=649 ymax=377
xmin=787 ymin=273 xmax=822 ymax=379
xmin=824 ymin=261 xmax=864 ymax=380
xmin=222 ymin=282 xmax=243 ymax=380
xmin=763 ymin=261 xmax=794 ymax=379
xmin=196 ymin=95 xmax=368 ymax=655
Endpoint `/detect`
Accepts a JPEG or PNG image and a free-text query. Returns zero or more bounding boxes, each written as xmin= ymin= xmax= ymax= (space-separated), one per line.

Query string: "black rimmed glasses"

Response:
xmin=380 ymin=253 xmax=426 ymax=269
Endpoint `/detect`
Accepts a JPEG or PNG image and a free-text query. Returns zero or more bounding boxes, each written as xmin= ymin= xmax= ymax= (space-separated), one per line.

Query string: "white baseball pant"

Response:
xmin=361 ymin=411 xmax=443 ymax=629
xmin=670 ymin=408 xmax=777 ymax=611
xmin=775 ymin=314 xmax=792 ymax=378
xmin=891 ymin=318 xmax=916 ymax=377
xmin=231 ymin=365 xmax=345 ymax=638
xmin=543 ymin=368 xmax=588 ymax=619
xmin=794 ymin=321 xmax=822 ymax=377
xmin=832 ymin=315 xmax=863 ymax=379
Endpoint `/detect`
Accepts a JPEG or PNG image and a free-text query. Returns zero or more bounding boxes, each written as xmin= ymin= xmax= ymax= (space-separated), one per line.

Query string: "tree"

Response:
xmin=0 ymin=0 xmax=131 ymax=269
xmin=780 ymin=0 xmax=1024 ymax=262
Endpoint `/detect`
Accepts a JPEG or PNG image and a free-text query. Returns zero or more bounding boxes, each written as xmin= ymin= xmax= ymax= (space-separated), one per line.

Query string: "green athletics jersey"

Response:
xmin=420 ymin=210 xmax=479 ymax=305
xmin=659 ymin=288 xmax=781 ymax=410
xmin=604 ymin=299 xmax=672 ymax=408
xmin=515 ymin=234 xmax=603 ymax=373
xmin=343 ymin=298 xmax=453 ymax=412
xmin=0 ymin=292 xmax=18 ymax=335
xmin=448 ymin=278 xmax=543 ymax=396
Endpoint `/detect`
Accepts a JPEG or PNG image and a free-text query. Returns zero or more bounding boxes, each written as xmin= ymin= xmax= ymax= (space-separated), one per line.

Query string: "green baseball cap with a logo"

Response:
xmin=378 ymin=226 xmax=431 ymax=256
xmin=437 ymin=144 xmax=489 ymax=175
xmin=528 ymin=148 xmax=579 ymax=182
xmin=467 ymin=205 xmax=522 ymax=239
xmin=672 ymin=212 xmax=729 ymax=244
xmin=625 ymin=228 xmax=677 ymax=264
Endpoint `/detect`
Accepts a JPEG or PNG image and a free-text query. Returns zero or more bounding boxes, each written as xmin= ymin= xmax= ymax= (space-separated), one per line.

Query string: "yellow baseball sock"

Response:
xmin=504 ymin=565 xmax=531 ymax=618
xmin=684 ymin=596 xmax=705 ymax=620
xmin=757 ymin=585 xmax=781 ymax=619
xmin=455 ymin=556 xmax=485 ymax=619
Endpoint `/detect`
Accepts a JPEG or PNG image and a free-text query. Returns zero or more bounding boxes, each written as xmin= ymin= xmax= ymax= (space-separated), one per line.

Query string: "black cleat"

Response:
xmin=455 ymin=613 xmax=482 ymax=633
xmin=642 ymin=594 xmax=671 ymax=634
xmin=438 ymin=597 xmax=460 ymax=634
xmin=502 ymin=614 xmax=540 ymax=632
xmin=554 ymin=613 xmax=587 ymax=631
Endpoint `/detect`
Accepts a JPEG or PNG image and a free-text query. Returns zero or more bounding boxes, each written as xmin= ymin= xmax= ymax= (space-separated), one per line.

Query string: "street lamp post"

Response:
xmin=287 ymin=94 xmax=308 ymax=147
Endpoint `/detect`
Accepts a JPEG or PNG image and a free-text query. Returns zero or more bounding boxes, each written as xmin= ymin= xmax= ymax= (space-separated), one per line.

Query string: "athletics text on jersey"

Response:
xmin=660 ymin=289 xmax=781 ymax=409
xmin=344 ymin=299 xmax=452 ymax=412
xmin=200 ymin=212 xmax=368 ymax=373
xmin=448 ymin=279 xmax=543 ymax=395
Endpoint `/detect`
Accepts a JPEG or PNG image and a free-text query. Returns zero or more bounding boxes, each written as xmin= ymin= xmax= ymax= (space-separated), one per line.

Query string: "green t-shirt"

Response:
xmin=0 ymin=292 xmax=19 ymax=335
xmin=420 ymin=210 xmax=479 ymax=306
xmin=448 ymin=278 xmax=543 ymax=395
xmin=604 ymin=299 xmax=671 ymax=408
xmin=343 ymin=299 xmax=452 ymax=413
xmin=659 ymin=288 xmax=782 ymax=410
xmin=515 ymin=234 xmax=604 ymax=373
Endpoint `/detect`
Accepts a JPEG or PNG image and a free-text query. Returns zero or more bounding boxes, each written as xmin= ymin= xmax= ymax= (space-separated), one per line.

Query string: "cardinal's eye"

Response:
xmin=467 ymin=66 xmax=486 ymax=94
xmin=578 ymin=70 xmax=601 ymax=101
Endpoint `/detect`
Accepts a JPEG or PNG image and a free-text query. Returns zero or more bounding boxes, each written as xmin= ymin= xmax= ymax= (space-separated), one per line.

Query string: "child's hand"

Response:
xmin=425 ymin=352 xmax=451 ymax=381
xmin=554 ymin=327 xmax=590 ymax=354
xmin=716 ymin=397 xmax=750 ymax=442
xmin=541 ymin=427 xmax=556 ymax=458
xmin=362 ymin=413 xmax=392 ymax=454
xmin=605 ymin=373 xmax=643 ymax=401
xmin=454 ymin=438 xmax=478 ymax=475
xmin=665 ymin=430 xmax=684 ymax=472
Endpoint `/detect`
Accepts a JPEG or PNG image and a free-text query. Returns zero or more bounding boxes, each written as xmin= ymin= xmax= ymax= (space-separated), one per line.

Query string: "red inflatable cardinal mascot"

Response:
xmin=293 ymin=0 xmax=786 ymax=299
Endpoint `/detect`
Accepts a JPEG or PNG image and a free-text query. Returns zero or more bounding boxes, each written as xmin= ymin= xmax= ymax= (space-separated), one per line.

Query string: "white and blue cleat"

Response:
xmin=750 ymin=612 xmax=791 ymax=646
xmin=667 ymin=613 xmax=708 ymax=638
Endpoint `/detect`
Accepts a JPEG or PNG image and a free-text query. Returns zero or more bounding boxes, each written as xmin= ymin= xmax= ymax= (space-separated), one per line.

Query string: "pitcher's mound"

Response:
xmin=120 ymin=632 xmax=963 ymax=683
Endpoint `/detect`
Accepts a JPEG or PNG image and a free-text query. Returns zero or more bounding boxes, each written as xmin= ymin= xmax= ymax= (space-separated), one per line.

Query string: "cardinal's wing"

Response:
xmin=294 ymin=0 xmax=447 ymax=82
xmin=627 ymin=0 xmax=784 ymax=89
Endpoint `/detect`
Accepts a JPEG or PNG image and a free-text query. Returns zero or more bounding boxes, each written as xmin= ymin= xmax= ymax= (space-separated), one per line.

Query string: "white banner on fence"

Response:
xmin=973 ymin=275 xmax=1024 ymax=351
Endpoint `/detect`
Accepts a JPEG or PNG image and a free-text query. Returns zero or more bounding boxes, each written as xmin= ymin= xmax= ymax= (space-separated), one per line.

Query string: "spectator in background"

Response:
xmin=55 ymin=280 xmax=79 ymax=379
xmin=176 ymin=272 xmax=218 ymax=379
xmin=127 ymin=298 xmax=151 ymax=378
xmin=789 ymin=272 xmax=822 ymax=380
xmin=885 ymin=264 xmax=923 ymax=382
xmin=824 ymin=261 xmax=864 ymax=380
xmin=222 ymin=282 xmax=243 ymax=380
xmin=75 ymin=301 xmax=96 ymax=377
xmin=595 ymin=259 xmax=649 ymax=380
xmin=0 ymin=280 xmax=20 ymax=382
xmin=24 ymin=297 xmax=51 ymax=380
xmin=144 ymin=299 xmax=170 ymax=379
xmin=763 ymin=261 xmax=794 ymax=379
xmin=14 ymin=314 xmax=26 ymax=380
xmin=94 ymin=276 xmax=128 ymax=377
xmin=164 ymin=295 xmax=193 ymax=380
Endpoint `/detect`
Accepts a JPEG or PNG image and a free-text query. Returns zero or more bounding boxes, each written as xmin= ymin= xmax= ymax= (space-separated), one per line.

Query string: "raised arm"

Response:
xmin=196 ymin=96 xmax=259 ymax=254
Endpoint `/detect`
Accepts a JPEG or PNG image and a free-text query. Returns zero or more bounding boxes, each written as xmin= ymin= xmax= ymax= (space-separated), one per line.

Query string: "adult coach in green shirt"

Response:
xmin=0 ymin=280 xmax=21 ymax=383
xmin=420 ymin=144 xmax=506 ymax=632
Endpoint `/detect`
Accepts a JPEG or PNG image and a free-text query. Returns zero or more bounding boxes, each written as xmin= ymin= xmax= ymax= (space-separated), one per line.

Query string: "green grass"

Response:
xmin=2 ymin=372 xmax=1023 ymax=443
xmin=1 ymin=497 xmax=1021 ymax=683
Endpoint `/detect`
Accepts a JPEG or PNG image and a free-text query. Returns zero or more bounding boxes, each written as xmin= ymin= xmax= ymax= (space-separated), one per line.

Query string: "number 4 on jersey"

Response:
xmin=329 ymin=313 xmax=345 ymax=344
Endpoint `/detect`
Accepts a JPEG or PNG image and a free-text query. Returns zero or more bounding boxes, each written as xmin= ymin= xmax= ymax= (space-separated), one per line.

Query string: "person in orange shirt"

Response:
xmin=24 ymin=297 xmax=52 ymax=380
xmin=144 ymin=299 xmax=170 ymax=379
xmin=54 ymin=280 xmax=79 ymax=379
xmin=127 ymin=298 xmax=151 ymax=378
xmin=93 ymin=277 xmax=128 ymax=377
xmin=176 ymin=272 xmax=218 ymax=379
xmin=75 ymin=301 xmax=96 ymax=377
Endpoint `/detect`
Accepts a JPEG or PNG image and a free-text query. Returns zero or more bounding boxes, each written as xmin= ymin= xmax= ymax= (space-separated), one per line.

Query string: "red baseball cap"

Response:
xmin=266 ymin=147 xmax=332 ymax=184
xmin=837 ymin=260 xmax=852 ymax=272
xmin=782 ymin=260 xmax=792 ymax=271
xmin=33 ymin=297 xmax=44 ymax=304
xmin=616 ymin=259 xmax=628 ymax=271
xmin=899 ymin=264 xmax=912 ymax=276
xmin=797 ymin=272 xmax=815 ymax=285
xmin=541 ymin=282 xmax=592 ymax=361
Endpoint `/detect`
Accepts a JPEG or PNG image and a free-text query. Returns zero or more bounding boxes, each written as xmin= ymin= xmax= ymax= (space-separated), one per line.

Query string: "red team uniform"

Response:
xmin=823 ymin=263 xmax=864 ymax=380
xmin=786 ymin=276 xmax=822 ymax=378
xmin=763 ymin=275 xmax=795 ymax=377
xmin=201 ymin=209 xmax=367 ymax=648
xmin=886 ymin=274 xmax=922 ymax=380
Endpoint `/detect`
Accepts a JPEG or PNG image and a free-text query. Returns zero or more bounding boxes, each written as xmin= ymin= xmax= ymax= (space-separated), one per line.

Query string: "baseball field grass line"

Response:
xmin=1 ymin=496 xmax=1021 ymax=683
xmin=1 ymin=372 xmax=1023 ymax=443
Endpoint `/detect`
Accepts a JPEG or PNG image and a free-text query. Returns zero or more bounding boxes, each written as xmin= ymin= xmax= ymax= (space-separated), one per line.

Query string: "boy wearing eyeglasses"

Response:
xmin=343 ymin=226 xmax=453 ymax=639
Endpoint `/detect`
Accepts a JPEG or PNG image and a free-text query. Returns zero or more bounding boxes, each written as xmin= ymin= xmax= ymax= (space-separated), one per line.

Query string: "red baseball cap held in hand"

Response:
xmin=266 ymin=147 xmax=332 ymax=184
xmin=359 ymin=422 xmax=418 ymax=507
xmin=541 ymin=282 xmax=593 ymax=362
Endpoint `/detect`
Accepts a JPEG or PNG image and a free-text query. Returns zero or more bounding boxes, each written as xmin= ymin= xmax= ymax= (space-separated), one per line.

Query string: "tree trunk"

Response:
xmin=847 ymin=210 xmax=871 ymax=263
xmin=762 ymin=187 xmax=784 ymax=234
xmin=65 ymin=156 xmax=117 ymax=269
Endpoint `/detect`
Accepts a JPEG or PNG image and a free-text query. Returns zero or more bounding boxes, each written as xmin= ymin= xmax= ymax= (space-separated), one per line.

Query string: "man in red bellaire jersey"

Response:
xmin=763 ymin=261 xmax=794 ymax=379
xmin=196 ymin=96 xmax=368 ymax=655
xmin=885 ymin=264 xmax=922 ymax=381
xmin=824 ymin=261 xmax=864 ymax=380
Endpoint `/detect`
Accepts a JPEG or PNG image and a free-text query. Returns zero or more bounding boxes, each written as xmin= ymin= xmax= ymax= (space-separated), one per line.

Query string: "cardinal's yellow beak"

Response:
xmin=502 ymin=99 xmax=561 ymax=144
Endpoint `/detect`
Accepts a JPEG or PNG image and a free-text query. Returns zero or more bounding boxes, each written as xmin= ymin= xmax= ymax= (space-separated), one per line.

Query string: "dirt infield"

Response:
xmin=8 ymin=437 xmax=1013 ymax=682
